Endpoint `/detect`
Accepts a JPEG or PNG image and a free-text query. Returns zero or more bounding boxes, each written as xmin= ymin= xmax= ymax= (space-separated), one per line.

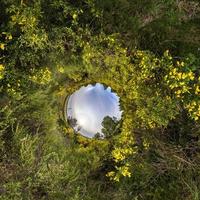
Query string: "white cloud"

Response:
xmin=66 ymin=83 xmax=122 ymax=138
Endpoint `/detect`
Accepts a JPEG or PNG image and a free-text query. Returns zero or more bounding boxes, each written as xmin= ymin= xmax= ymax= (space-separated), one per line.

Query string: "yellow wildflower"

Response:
xmin=106 ymin=171 xmax=115 ymax=178
xmin=112 ymin=148 xmax=126 ymax=162
xmin=0 ymin=64 xmax=5 ymax=79
xmin=58 ymin=66 xmax=64 ymax=73
xmin=188 ymin=72 xmax=194 ymax=80
xmin=177 ymin=72 xmax=182 ymax=79
xmin=195 ymin=85 xmax=200 ymax=95
xmin=120 ymin=166 xmax=131 ymax=177
xmin=8 ymin=35 xmax=12 ymax=40
xmin=113 ymin=175 xmax=120 ymax=182
xmin=182 ymin=73 xmax=187 ymax=79
xmin=30 ymin=68 xmax=52 ymax=85
xmin=0 ymin=43 xmax=5 ymax=50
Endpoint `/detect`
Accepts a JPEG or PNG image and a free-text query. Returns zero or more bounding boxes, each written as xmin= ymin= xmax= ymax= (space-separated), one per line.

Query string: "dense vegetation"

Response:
xmin=1 ymin=0 xmax=200 ymax=199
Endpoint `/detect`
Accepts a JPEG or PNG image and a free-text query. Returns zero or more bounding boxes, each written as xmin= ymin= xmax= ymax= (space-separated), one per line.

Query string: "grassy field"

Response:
xmin=0 ymin=0 xmax=200 ymax=199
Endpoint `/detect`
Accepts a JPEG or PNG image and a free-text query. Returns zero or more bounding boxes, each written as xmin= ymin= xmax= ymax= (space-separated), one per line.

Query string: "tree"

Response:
xmin=101 ymin=116 xmax=120 ymax=139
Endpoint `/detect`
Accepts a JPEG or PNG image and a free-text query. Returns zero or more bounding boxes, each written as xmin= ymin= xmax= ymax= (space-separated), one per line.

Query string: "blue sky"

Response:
xmin=66 ymin=83 xmax=122 ymax=138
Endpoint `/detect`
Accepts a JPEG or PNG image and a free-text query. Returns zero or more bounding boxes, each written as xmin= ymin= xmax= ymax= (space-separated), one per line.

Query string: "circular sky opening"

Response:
xmin=65 ymin=83 xmax=122 ymax=138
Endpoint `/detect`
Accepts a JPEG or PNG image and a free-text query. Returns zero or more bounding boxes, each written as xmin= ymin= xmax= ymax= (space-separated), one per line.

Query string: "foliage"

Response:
xmin=101 ymin=116 xmax=120 ymax=139
xmin=0 ymin=0 xmax=200 ymax=199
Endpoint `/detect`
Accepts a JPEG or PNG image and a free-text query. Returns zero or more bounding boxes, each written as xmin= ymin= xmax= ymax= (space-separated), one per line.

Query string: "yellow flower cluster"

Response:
xmin=163 ymin=50 xmax=173 ymax=59
xmin=119 ymin=166 xmax=131 ymax=177
xmin=6 ymin=81 xmax=22 ymax=99
xmin=165 ymin=62 xmax=195 ymax=98
xmin=143 ymin=138 xmax=150 ymax=149
xmin=6 ymin=34 xmax=12 ymax=40
xmin=7 ymin=87 xmax=17 ymax=96
xmin=0 ymin=64 xmax=5 ymax=80
xmin=106 ymin=164 xmax=131 ymax=182
xmin=112 ymin=147 xmax=135 ymax=163
xmin=106 ymin=115 xmax=137 ymax=181
xmin=118 ymin=116 xmax=135 ymax=144
xmin=135 ymin=50 xmax=173 ymax=82
xmin=185 ymin=101 xmax=200 ymax=121
xmin=106 ymin=171 xmax=120 ymax=182
xmin=0 ymin=32 xmax=12 ymax=53
xmin=11 ymin=14 xmax=37 ymax=27
xmin=58 ymin=66 xmax=64 ymax=73
xmin=136 ymin=51 xmax=155 ymax=79
xmin=147 ymin=121 xmax=156 ymax=129
xmin=30 ymin=68 xmax=52 ymax=85
xmin=0 ymin=43 xmax=5 ymax=50
xmin=165 ymin=60 xmax=200 ymax=120
xmin=1 ymin=32 xmax=12 ymax=41
xmin=195 ymin=84 xmax=200 ymax=95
